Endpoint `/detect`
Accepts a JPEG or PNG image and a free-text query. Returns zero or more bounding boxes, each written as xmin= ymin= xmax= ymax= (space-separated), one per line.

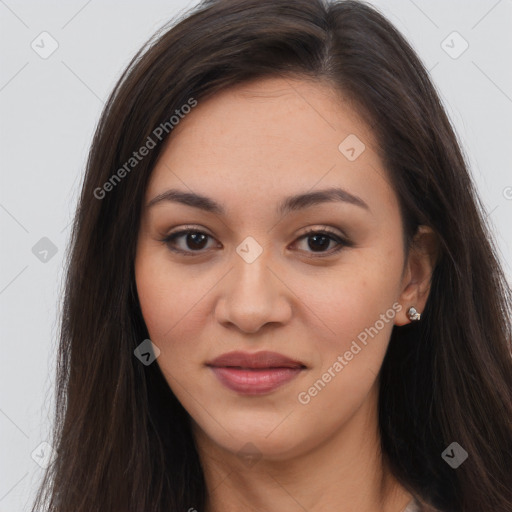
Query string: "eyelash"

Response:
xmin=160 ymin=226 xmax=352 ymax=258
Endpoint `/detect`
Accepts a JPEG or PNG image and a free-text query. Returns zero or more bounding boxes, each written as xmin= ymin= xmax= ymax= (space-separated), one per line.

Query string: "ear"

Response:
xmin=394 ymin=225 xmax=440 ymax=326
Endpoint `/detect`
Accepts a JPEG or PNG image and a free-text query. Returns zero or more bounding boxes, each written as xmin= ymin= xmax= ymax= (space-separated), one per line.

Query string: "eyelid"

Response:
xmin=298 ymin=225 xmax=345 ymax=239
xmin=160 ymin=224 xmax=352 ymax=257
xmin=160 ymin=225 xmax=218 ymax=256
xmin=292 ymin=227 xmax=350 ymax=257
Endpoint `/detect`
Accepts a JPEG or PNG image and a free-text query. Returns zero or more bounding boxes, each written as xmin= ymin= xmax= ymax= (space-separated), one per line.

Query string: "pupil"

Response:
xmin=308 ymin=234 xmax=329 ymax=252
xmin=187 ymin=232 xmax=207 ymax=250
xmin=183 ymin=233 xmax=332 ymax=252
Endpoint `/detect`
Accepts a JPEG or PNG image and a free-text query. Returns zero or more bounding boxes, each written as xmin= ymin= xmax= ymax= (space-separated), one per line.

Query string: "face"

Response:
xmin=135 ymin=76 xmax=433 ymax=462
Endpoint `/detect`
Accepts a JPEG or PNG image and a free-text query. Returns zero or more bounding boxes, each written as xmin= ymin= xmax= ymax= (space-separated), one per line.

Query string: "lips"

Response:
xmin=207 ymin=350 xmax=306 ymax=369
xmin=206 ymin=351 xmax=306 ymax=395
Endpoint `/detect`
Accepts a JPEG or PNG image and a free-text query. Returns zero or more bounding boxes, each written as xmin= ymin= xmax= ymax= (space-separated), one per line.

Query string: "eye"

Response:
xmin=161 ymin=226 xmax=351 ymax=257
xmin=292 ymin=227 xmax=350 ymax=257
xmin=161 ymin=228 xmax=218 ymax=256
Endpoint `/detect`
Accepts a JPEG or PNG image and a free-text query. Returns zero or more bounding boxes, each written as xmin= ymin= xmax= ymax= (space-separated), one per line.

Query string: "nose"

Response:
xmin=214 ymin=253 xmax=293 ymax=334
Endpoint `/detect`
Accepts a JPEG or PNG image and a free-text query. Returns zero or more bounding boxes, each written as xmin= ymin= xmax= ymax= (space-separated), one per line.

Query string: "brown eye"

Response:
xmin=294 ymin=229 xmax=348 ymax=256
xmin=163 ymin=230 xmax=216 ymax=254
xmin=161 ymin=226 xmax=351 ymax=257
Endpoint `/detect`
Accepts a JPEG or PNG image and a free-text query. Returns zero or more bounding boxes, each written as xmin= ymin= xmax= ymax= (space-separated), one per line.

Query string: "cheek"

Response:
xmin=293 ymin=278 xmax=399 ymax=433
xmin=135 ymin=246 xmax=199 ymax=340
xmin=296 ymin=252 xmax=402 ymax=350
xmin=135 ymin=264 xmax=173 ymax=341
xmin=295 ymin=250 xmax=402 ymax=407
xmin=134 ymin=248 xmax=221 ymax=377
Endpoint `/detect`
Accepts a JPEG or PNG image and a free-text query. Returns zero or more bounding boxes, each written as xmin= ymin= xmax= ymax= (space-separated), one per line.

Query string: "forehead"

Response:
xmin=146 ymin=76 xmax=392 ymax=215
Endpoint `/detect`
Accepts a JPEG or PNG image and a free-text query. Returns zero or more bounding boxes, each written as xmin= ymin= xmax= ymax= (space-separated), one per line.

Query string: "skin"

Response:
xmin=135 ymin=76 xmax=439 ymax=512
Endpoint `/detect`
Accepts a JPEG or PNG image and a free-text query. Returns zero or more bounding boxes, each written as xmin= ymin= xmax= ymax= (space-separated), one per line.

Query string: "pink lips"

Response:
xmin=206 ymin=350 xmax=306 ymax=395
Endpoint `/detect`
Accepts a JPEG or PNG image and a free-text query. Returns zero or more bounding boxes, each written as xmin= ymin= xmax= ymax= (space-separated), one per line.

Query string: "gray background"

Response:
xmin=1 ymin=0 xmax=511 ymax=509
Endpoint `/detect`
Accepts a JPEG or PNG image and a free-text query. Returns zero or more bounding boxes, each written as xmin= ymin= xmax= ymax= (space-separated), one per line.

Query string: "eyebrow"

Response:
xmin=147 ymin=187 xmax=370 ymax=215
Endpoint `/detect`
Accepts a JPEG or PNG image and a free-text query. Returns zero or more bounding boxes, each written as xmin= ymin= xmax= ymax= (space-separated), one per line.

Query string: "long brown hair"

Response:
xmin=31 ymin=0 xmax=512 ymax=510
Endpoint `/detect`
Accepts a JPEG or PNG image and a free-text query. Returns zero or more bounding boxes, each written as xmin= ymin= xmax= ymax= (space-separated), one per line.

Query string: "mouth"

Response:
xmin=206 ymin=351 xmax=307 ymax=395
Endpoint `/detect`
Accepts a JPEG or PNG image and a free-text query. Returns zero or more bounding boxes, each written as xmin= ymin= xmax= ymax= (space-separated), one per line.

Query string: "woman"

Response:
xmin=31 ymin=0 xmax=512 ymax=511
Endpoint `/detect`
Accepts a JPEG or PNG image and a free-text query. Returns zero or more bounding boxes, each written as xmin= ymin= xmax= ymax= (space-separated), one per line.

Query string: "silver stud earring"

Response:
xmin=407 ymin=306 xmax=421 ymax=321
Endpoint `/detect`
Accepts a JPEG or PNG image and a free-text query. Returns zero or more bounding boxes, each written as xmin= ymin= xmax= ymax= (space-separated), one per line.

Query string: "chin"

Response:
xmin=195 ymin=416 xmax=316 ymax=463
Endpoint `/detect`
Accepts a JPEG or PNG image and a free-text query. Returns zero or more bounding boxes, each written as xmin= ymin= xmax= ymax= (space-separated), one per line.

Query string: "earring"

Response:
xmin=407 ymin=306 xmax=421 ymax=321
